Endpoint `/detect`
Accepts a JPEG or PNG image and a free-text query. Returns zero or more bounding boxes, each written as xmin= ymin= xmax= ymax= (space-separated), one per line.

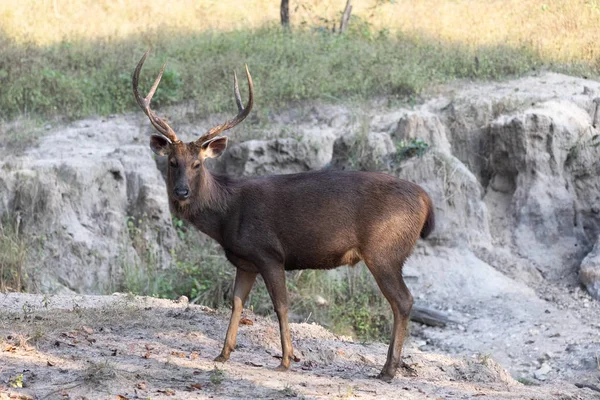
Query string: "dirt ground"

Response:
xmin=1 ymin=293 xmax=598 ymax=400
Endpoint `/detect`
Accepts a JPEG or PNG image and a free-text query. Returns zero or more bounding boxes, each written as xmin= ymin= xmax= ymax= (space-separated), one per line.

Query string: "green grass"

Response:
xmin=1 ymin=25 xmax=595 ymax=123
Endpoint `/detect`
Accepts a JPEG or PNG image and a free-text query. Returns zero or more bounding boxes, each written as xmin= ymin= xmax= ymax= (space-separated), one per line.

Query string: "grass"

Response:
xmin=0 ymin=26 xmax=554 ymax=123
xmin=1 ymin=1 xmax=599 ymax=123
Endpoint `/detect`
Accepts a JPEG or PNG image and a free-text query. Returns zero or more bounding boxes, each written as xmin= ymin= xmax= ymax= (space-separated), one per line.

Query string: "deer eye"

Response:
xmin=169 ymin=159 xmax=177 ymax=168
xmin=192 ymin=161 xmax=201 ymax=169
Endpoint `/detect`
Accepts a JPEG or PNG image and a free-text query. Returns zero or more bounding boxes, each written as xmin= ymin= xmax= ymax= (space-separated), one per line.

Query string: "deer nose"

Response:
xmin=174 ymin=188 xmax=190 ymax=200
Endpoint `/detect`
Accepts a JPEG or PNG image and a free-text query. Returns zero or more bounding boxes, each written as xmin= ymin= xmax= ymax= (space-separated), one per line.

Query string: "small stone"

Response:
xmin=534 ymin=363 xmax=551 ymax=380
xmin=314 ymin=295 xmax=329 ymax=307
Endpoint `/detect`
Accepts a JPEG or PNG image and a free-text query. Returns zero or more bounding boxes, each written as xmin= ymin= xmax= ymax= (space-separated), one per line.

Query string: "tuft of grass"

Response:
xmin=0 ymin=214 xmax=28 ymax=292
xmin=83 ymin=361 xmax=118 ymax=385
xmin=209 ymin=366 xmax=225 ymax=385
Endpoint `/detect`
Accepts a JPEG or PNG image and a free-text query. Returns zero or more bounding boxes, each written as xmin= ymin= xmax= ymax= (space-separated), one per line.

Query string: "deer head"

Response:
xmin=132 ymin=50 xmax=253 ymax=203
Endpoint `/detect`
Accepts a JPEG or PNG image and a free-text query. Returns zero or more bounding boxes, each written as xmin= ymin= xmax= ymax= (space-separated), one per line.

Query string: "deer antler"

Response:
xmin=196 ymin=65 xmax=254 ymax=144
xmin=132 ymin=49 xmax=180 ymax=144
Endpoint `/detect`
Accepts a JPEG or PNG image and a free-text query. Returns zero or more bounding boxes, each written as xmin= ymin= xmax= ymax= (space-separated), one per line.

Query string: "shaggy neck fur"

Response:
xmin=170 ymin=165 xmax=232 ymax=221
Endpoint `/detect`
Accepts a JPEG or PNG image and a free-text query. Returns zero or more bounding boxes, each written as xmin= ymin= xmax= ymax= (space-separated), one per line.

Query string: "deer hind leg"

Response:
xmin=215 ymin=268 xmax=257 ymax=362
xmin=260 ymin=263 xmax=297 ymax=371
xmin=364 ymin=257 xmax=414 ymax=381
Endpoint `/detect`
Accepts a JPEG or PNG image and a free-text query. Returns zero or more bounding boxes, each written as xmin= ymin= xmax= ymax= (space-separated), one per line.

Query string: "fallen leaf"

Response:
xmin=4 ymin=345 xmax=17 ymax=353
xmin=193 ymin=371 xmax=201 ymax=375
xmin=301 ymin=360 xmax=317 ymax=370
xmin=157 ymin=388 xmax=175 ymax=396
xmin=87 ymin=338 xmax=97 ymax=344
xmin=240 ymin=317 xmax=254 ymax=325
xmin=142 ymin=351 xmax=151 ymax=359
xmin=47 ymin=360 xmax=55 ymax=366
xmin=245 ymin=361 xmax=264 ymax=367
xmin=81 ymin=326 xmax=94 ymax=335
xmin=116 ymin=395 xmax=129 ymax=400
xmin=189 ymin=352 xmax=199 ymax=360
xmin=171 ymin=351 xmax=185 ymax=358
xmin=136 ymin=382 xmax=147 ymax=390
xmin=189 ymin=383 xmax=203 ymax=391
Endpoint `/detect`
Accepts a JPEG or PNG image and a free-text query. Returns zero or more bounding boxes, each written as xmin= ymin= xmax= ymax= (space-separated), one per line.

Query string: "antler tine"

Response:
xmin=132 ymin=49 xmax=180 ymax=143
xmin=197 ymin=64 xmax=254 ymax=144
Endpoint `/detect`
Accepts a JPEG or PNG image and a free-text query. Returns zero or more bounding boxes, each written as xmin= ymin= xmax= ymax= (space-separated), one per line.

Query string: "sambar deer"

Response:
xmin=133 ymin=50 xmax=435 ymax=381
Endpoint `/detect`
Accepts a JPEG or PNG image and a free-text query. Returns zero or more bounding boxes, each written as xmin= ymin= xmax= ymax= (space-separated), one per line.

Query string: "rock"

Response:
xmin=217 ymin=128 xmax=336 ymax=176
xmin=330 ymin=130 xmax=395 ymax=171
xmin=392 ymin=110 xmax=452 ymax=154
xmin=313 ymin=295 xmax=329 ymax=307
xmin=580 ymin=237 xmax=600 ymax=300
xmin=0 ymin=116 xmax=176 ymax=293
xmin=396 ymin=150 xmax=490 ymax=247
xmin=486 ymin=100 xmax=595 ymax=278
xmin=534 ymin=363 xmax=551 ymax=380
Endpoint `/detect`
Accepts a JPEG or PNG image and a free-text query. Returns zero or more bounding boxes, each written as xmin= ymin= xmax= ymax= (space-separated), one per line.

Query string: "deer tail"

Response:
xmin=420 ymin=193 xmax=435 ymax=239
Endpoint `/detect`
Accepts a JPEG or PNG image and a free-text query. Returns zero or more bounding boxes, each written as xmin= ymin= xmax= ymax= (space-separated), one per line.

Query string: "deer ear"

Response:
xmin=150 ymin=135 xmax=171 ymax=156
xmin=201 ymin=137 xmax=228 ymax=158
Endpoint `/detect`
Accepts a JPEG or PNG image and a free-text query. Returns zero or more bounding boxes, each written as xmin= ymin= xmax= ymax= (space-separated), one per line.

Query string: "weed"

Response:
xmin=395 ymin=138 xmax=430 ymax=161
xmin=83 ymin=361 xmax=117 ymax=385
xmin=209 ymin=366 xmax=225 ymax=385
xmin=282 ymin=384 xmax=298 ymax=397
xmin=9 ymin=373 xmax=24 ymax=389
xmin=40 ymin=294 xmax=51 ymax=309
xmin=0 ymin=214 xmax=28 ymax=292
xmin=517 ymin=377 xmax=536 ymax=386
xmin=477 ymin=352 xmax=492 ymax=366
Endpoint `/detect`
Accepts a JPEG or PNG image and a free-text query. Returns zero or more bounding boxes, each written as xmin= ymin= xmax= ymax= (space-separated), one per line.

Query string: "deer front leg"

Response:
xmin=214 ymin=269 xmax=257 ymax=362
xmin=261 ymin=265 xmax=296 ymax=371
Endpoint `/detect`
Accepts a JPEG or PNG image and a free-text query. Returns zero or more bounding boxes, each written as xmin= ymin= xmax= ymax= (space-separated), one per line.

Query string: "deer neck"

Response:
xmin=170 ymin=167 xmax=232 ymax=242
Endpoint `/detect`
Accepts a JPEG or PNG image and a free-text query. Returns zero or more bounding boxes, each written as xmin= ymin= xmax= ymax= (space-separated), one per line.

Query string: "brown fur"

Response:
xmin=164 ymin=144 xmax=434 ymax=380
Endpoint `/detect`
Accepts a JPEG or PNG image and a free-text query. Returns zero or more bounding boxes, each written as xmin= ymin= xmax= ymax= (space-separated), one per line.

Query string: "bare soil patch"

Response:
xmin=0 ymin=293 xmax=596 ymax=399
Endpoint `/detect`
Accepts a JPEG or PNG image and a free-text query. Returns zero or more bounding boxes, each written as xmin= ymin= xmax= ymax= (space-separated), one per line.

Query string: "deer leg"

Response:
xmin=260 ymin=265 xmax=295 ymax=371
xmin=365 ymin=260 xmax=414 ymax=381
xmin=214 ymin=269 xmax=257 ymax=362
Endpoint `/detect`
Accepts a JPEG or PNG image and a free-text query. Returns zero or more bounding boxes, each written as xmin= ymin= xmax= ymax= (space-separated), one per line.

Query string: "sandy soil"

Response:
xmin=1 ymin=293 xmax=598 ymax=400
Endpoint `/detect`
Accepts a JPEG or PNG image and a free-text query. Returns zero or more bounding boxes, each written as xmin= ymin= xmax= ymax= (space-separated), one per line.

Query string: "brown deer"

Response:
xmin=132 ymin=50 xmax=435 ymax=381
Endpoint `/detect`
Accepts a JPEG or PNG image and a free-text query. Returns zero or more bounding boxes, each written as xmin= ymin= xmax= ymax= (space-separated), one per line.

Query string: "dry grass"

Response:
xmin=2 ymin=0 xmax=599 ymax=66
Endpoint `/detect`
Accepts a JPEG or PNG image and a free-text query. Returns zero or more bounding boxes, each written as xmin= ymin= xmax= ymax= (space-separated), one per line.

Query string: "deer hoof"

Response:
xmin=274 ymin=363 xmax=290 ymax=372
xmin=376 ymin=371 xmax=394 ymax=382
xmin=214 ymin=354 xmax=229 ymax=363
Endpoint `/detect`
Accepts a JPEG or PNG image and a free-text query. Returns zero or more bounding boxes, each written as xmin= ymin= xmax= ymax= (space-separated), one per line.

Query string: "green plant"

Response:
xmin=209 ymin=366 xmax=225 ymax=385
xmin=517 ymin=377 xmax=536 ymax=386
xmin=9 ymin=373 xmax=24 ymax=388
xmin=172 ymin=217 xmax=186 ymax=240
xmin=281 ymin=384 xmax=298 ymax=397
xmin=395 ymin=138 xmax=429 ymax=161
